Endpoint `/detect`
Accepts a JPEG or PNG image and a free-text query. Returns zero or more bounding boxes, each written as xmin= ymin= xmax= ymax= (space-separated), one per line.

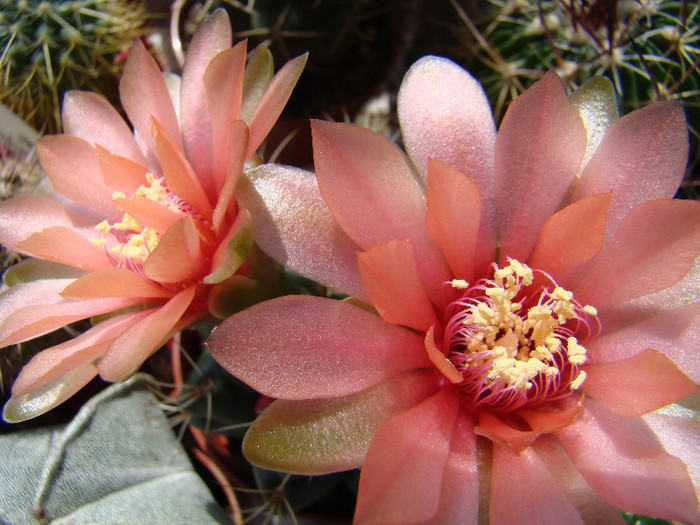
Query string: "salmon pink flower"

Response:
xmin=0 ymin=10 xmax=306 ymax=422
xmin=209 ymin=58 xmax=700 ymax=523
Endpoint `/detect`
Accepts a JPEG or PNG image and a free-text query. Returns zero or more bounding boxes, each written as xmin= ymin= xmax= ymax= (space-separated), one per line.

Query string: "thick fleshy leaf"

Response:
xmin=61 ymin=268 xmax=173 ymax=299
xmin=354 ymin=388 xmax=459 ymax=524
xmin=582 ymin=349 xmax=697 ymax=417
xmin=207 ymin=295 xmax=430 ymax=400
xmin=587 ymin=301 xmax=700 ymax=382
xmin=203 ymin=210 xmax=252 ymax=285
xmin=357 ymin=240 xmax=437 ymax=332
xmin=528 ymin=193 xmax=611 ymax=287
xmin=10 ymin=310 xmax=152 ymax=398
xmin=96 ymin=146 xmax=148 ymax=194
xmin=236 ymin=164 xmax=367 ymax=300
xmin=242 ymin=370 xmax=438 ymax=475
xmin=180 ymin=8 xmax=232 ymax=197
xmin=425 ymin=158 xmax=484 ymax=282
xmin=312 ymin=120 xmax=450 ymax=301
xmin=574 ymin=199 xmax=700 ymax=308
xmin=555 ymin=398 xmax=700 ymax=523
xmin=569 ymin=76 xmax=619 ymax=172
xmin=491 ymin=445 xmax=584 ymax=524
xmin=428 ymin=412 xmax=479 ymax=525
xmin=574 ymin=102 xmax=688 ymax=237
xmin=36 ymin=135 xmax=121 ymax=219
xmin=533 ymin=436 xmax=626 ymax=524
xmin=120 ymin=38 xmax=182 ymax=162
xmin=17 ymin=227 xmax=111 ymax=271
xmin=495 ymin=70 xmax=587 ymax=262
xmin=0 ymin=194 xmax=79 ymax=251
xmin=143 ymin=216 xmax=205 ymax=284
xmin=240 ymin=45 xmax=274 ymax=124
xmin=62 ymin=91 xmax=147 ymax=166
xmin=246 ymin=53 xmax=307 ymax=157
xmin=97 ymin=286 xmax=196 ymax=381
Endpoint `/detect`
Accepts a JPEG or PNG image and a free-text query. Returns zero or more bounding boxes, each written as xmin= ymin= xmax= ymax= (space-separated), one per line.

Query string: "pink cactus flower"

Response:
xmin=208 ymin=58 xmax=700 ymax=523
xmin=0 ymin=10 xmax=306 ymax=422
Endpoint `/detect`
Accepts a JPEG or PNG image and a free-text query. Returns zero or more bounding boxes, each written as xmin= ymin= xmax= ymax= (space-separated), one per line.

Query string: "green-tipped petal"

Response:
xmin=240 ymin=44 xmax=274 ymax=125
xmin=2 ymin=259 xmax=85 ymax=287
xmin=242 ymin=370 xmax=437 ymax=475
xmin=570 ymin=76 xmax=619 ymax=172
xmin=203 ymin=212 xmax=253 ymax=285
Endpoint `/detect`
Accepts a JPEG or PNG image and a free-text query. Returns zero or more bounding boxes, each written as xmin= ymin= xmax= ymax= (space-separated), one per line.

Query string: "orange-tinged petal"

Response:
xmin=96 ymin=145 xmax=148 ymax=194
xmin=425 ymin=325 xmax=463 ymax=383
xmin=357 ymin=240 xmax=437 ymax=332
xmin=519 ymin=398 xmax=583 ymax=433
xmin=212 ymin=120 xmax=248 ymax=231
xmin=354 ymin=388 xmax=459 ymax=524
xmin=61 ymin=267 xmax=173 ymax=299
xmin=247 ymin=53 xmax=307 ymax=157
xmin=529 ymin=193 xmax=611 ymax=287
xmin=582 ymin=349 xmax=697 ymax=417
xmin=97 ymin=285 xmax=196 ymax=381
xmin=143 ymin=216 xmax=205 ymax=283
xmin=153 ymin=119 xmax=213 ymax=220
xmin=114 ymin=195 xmax=182 ymax=234
xmin=474 ymin=411 xmax=539 ymax=453
xmin=425 ymin=158 xmax=483 ymax=283
xmin=204 ymin=209 xmax=252 ymax=285
xmin=17 ymin=226 xmax=111 ymax=271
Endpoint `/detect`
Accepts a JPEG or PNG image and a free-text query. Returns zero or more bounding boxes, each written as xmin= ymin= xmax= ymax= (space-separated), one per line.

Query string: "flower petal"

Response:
xmin=528 ymin=193 xmax=611 ymax=287
xmin=212 ymin=120 xmax=248 ymax=232
xmin=236 ymin=164 xmax=367 ymax=300
xmin=113 ymin=195 xmax=182 ymax=234
xmin=574 ymin=102 xmax=689 ymax=237
xmin=582 ymin=349 xmax=697 ymax=417
xmin=242 ymin=370 xmax=438 ymax=475
xmin=357 ymin=240 xmax=437 ymax=332
xmin=425 ymin=158 xmax=484 ymax=282
xmin=495 ymin=70 xmax=587 ymax=262
xmin=61 ymin=267 xmax=173 ymax=299
xmin=574 ymin=199 xmax=700 ymax=308
xmin=240 ymin=45 xmax=273 ymax=124
xmin=490 ymin=445 xmax=584 ymax=524
xmin=354 ymin=388 xmax=459 ymax=524
xmin=36 ymin=135 xmax=121 ymax=219
xmin=207 ymin=295 xmax=430 ymax=400
xmin=474 ymin=411 xmax=539 ymax=453
xmin=97 ymin=286 xmax=196 ymax=381
xmin=62 ymin=91 xmax=148 ymax=166
xmin=143 ymin=215 xmax=206 ymax=284
xmin=203 ymin=209 xmax=253 ymax=285
xmin=246 ymin=53 xmax=307 ymax=157
xmin=555 ymin=398 xmax=700 ymax=523
xmin=96 ymin=145 xmax=148 ymax=194
xmin=311 ymin=120 xmax=450 ymax=300
xmin=17 ymin=226 xmax=111 ymax=271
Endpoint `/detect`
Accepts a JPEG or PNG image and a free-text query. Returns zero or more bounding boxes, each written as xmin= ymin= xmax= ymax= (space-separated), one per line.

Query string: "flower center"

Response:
xmin=440 ymin=259 xmax=599 ymax=412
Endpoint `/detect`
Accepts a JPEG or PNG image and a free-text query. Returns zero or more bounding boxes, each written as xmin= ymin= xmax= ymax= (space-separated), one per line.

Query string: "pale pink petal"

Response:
xmin=143 ymin=216 xmax=207 ymax=284
xmin=425 ymin=158 xmax=485 ymax=283
xmin=528 ymin=193 xmax=611 ymax=287
xmin=574 ymin=199 xmax=700 ymax=308
xmin=17 ymin=226 xmax=111 ymax=271
xmin=120 ymin=38 xmax=182 ymax=162
xmin=0 ymin=194 xmax=77 ymax=250
xmin=179 ymin=8 xmax=233 ymax=197
xmin=97 ymin=286 xmax=196 ymax=381
xmin=491 ymin=445 xmax=584 ymax=525
xmin=495 ymin=70 xmax=587 ymax=262
xmin=574 ymin=102 xmax=689 ymax=238
xmin=0 ymin=279 xmax=75 ymax=328
xmin=311 ymin=120 xmax=450 ymax=301
xmin=60 ymin=267 xmax=173 ymax=299
xmin=587 ymin=301 xmax=700 ymax=381
xmin=242 ymin=370 xmax=438 ymax=475
xmin=11 ymin=310 xmax=152 ymax=396
xmin=247 ymin=53 xmax=307 ymax=157
xmin=357 ymin=240 xmax=437 ymax=332
xmin=555 ymin=398 xmax=700 ymax=523
xmin=154 ymin=120 xmax=213 ymax=220
xmin=212 ymin=120 xmax=248 ymax=232
xmin=533 ymin=436 xmax=626 ymax=524
xmin=354 ymin=388 xmax=459 ymax=524
xmin=96 ymin=145 xmax=148 ymax=194
xmin=474 ymin=411 xmax=539 ymax=453
xmin=582 ymin=349 xmax=697 ymax=417
xmin=36 ymin=135 xmax=121 ymax=219
xmin=3 ymin=362 xmax=97 ymax=423
xmin=207 ymin=295 xmax=430 ymax=400
xmin=62 ymin=91 xmax=147 ymax=165
xmin=427 ymin=411 xmax=479 ymax=525
xmin=236 ymin=164 xmax=368 ymax=300
xmin=205 ymin=42 xmax=247 ymax=191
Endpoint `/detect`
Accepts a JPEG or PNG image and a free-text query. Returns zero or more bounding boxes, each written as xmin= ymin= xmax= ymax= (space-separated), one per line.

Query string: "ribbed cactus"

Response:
xmin=456 ymin=0 xmax=699 ymax=129
xmin=0 ymin=0 xmax=148 ymax=132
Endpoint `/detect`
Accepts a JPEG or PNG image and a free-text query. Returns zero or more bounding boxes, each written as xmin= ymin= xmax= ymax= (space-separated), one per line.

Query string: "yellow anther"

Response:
xmin=91 ymin=238 xmax=106 ymax=247
xmin=583 ymin=305 xmax=598 ymax=316
xmin=451 ymin=279 xmax=469 ymax=289
xmin=112 ymin=191 xmax=126 ymax=200
xmin=570 ymin=370 xmax=587 ymax=390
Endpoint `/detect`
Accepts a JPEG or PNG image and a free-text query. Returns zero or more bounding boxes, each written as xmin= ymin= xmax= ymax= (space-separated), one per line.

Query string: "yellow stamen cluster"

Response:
xmin=454 ymin=260 xmax=593 ymax=392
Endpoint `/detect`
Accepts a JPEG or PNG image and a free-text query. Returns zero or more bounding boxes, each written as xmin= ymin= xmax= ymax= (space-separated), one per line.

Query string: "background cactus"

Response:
xmin=0 ymin=0 xmax=148 ymax=133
